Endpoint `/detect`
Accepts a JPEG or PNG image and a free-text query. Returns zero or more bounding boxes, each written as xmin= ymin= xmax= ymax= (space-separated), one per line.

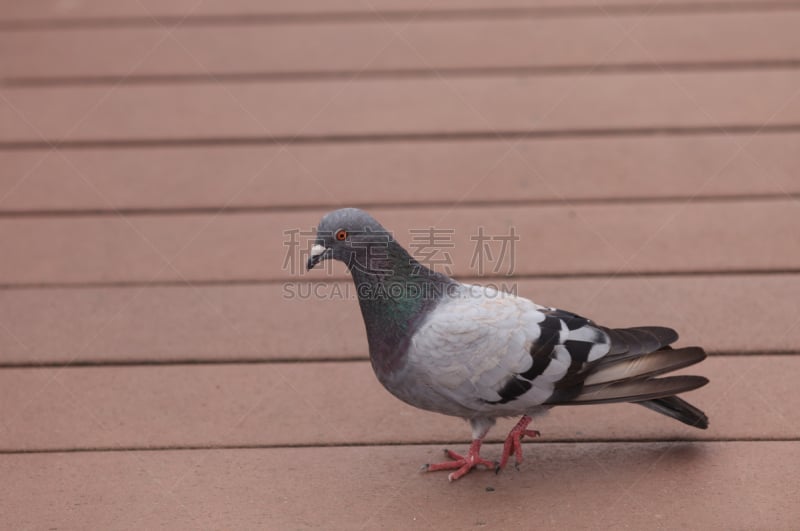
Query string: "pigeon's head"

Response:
xmin=306 ymin=208 xmax=393 ymax=271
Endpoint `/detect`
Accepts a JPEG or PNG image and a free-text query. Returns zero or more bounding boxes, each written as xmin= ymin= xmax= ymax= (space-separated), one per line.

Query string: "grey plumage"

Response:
xmin=307 ymin=208 xmax=709 ymax=476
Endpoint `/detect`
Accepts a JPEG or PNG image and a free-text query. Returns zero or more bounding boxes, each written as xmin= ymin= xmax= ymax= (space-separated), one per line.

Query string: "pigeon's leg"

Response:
xmin=421 ymin=418 xmax=497 ymax=481
xmin=498 ymin=415 xmax=541 ymax=471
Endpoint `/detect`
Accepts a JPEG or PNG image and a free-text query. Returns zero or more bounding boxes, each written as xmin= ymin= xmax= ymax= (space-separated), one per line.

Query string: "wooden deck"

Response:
xmin=2 ymin=1 xmax=800 ymax=528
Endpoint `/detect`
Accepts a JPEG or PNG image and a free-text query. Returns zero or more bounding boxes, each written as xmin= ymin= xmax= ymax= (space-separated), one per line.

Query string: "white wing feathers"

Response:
xmin=406 ymin=286 xmax=611 ymax=415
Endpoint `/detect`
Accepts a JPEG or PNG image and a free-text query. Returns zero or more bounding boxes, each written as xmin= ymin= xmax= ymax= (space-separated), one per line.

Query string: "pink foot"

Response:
xmin=498 ymin=415 xmax=541 ymax=471
xmin=422 ymin=439 xmax=498 ymax=481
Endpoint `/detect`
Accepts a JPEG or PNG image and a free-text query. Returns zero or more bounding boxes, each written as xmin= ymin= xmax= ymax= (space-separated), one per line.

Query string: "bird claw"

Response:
xmin=422 ymin=440 xmax=495 ymax=481
xmin=498 ymin=416 xmax=541 ymax=472
xmin=443 ymin=448 xmax=462 ymax=460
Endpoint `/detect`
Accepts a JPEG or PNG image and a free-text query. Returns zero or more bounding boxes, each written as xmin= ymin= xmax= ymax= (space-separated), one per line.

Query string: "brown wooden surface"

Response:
xmin=4 ymin=70 xmax=800 ymax=144
xmin=2 ymin=2 xmax=799 ymax=529
xmin=1 ymin=443 xmax=796 ymax=530
xmin=3 ymin=11 xmax=800 ymax=80
xmin=1 ymin=201 xmax=799 ymax=285
xmin=2 ymin=0 xmax=796 ymax=22
xmin=1 ymin=133 xmax=799 ymax=213
xmin=1 ymin=356 xmax=797 ymax=451
xmin=0 ymin=275 xmax=798 ymax=365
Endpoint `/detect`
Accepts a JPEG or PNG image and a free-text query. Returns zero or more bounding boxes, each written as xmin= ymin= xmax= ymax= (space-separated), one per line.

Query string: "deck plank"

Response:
xmin=1 ymin=201 xmax=799 ymax=284
xmin=4 ymin=12 xmax=800 ymax=79
xmin=2 ymin=133 xmax=799 ymax=213
xmin=0 ymin=356 xmax=795 ymax=451
xmin=3 ymin=69 xmax=800 ymax=143
xmin=1 ymin=442 xmax=798 ymax=529
xmin=1 ymin=0 xmax=794 ymax=22
xmin=1 ymin=275 xmax=798 ymax=364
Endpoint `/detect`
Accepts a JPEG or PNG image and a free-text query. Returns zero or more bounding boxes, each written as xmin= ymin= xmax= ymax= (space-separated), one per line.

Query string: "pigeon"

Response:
xmin=306 ymin=208 xmax=709 ymax=481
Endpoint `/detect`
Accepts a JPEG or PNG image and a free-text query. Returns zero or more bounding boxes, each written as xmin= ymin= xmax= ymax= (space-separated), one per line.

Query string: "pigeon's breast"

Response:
xmin=383 ymin=286 xmax=557 ymax=418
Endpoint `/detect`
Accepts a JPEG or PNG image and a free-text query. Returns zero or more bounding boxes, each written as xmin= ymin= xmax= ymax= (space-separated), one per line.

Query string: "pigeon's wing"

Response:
xmin=406 ymin=287 xmax=612 ymax=414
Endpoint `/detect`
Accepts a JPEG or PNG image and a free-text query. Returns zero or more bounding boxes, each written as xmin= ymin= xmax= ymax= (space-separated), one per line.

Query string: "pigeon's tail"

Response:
xmin=547 ymin=326 xmax=709 ymax=429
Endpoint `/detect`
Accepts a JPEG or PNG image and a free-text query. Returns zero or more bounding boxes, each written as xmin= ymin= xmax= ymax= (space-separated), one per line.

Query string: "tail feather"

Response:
xmin=638 ymin=396 xmax=709 ymax=429
xmin=554 ymin=375 xmax=708 ymax=405
xmin=583 ymin=347 xmax=705 ymax=386
xmin=601 ymin=326 xmax=678 ymax=357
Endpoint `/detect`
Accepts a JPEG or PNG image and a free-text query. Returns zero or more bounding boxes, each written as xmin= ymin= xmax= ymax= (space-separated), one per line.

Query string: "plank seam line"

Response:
xmin=3 ymin=124 xmax=800 ymax=151
xmin=2 ymin=269 xmax=800 ymax=291
xmin=5 ymin=60 xmax=800 ymax=88
xmin=0 ymin=438 xmax=793 ymax=455
xmin=1 ymin=1 xmax=800 ymax=30
xmin=0 ymin=351 xmax=792 ymax=370
xmin=1 ymin=193 xmax=799 ymax=219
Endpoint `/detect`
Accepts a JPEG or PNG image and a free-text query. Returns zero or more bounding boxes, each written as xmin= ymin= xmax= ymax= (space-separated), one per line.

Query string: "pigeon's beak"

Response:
xmin=307 ymin=244 xmax=329 ymax=270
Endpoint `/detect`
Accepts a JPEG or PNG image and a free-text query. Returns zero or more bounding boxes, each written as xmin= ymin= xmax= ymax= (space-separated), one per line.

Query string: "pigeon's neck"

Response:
xmin=349 ymin=241 xmax=454 ymax=378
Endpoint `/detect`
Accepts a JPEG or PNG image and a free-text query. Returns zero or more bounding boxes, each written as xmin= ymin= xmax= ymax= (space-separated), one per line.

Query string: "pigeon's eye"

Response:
xmin=335 ymin=229 xmax=348 ymax=241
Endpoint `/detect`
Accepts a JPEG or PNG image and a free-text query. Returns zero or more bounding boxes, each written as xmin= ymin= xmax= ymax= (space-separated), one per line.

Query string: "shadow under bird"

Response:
xmin=306 ymin=208 xmax=709 ymax=481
